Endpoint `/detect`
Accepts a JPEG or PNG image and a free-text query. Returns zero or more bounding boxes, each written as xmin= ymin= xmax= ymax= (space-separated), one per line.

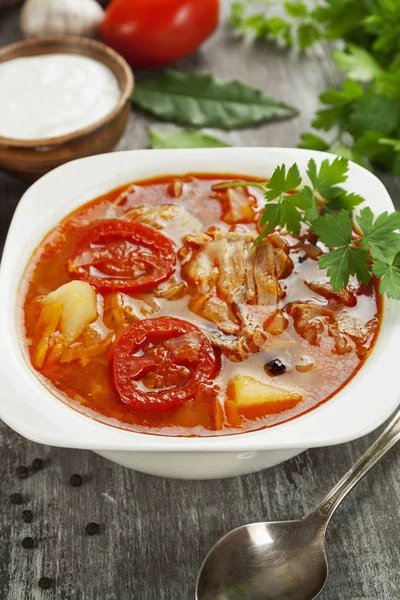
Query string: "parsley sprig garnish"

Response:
xmin=214 ymin=157 xmax=400 ymax=299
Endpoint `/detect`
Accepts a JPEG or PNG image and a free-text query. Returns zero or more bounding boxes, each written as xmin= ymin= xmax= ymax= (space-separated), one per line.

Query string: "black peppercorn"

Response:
xmin=32 ymin=458 xmax=44 ymax=471
xmin=85 ymin=522 xmax=100 ymax=536
xmin=265 ymin=358 xmax=287 ymax=376
xmin=70 ymin=474 xmax=83 ymax=487
xmin=298 ymin=255 xmax=307 ymax=263
xmin=38 ymin=577 xmax=52 ymax=590
xmin=22 ymin=537 xmax=35 ymax=549
xmin=9 ymin=493 xmax=24 ymax=505
xmin=16 ymin=465 xmax=29 ymax=479
xmin=22 ymin=510 xmax=33 ymax=523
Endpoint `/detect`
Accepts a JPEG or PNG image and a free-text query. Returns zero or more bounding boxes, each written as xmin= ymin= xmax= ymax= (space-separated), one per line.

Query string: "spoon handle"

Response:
xmin=310 ymin=407 xmax=400 ymax=524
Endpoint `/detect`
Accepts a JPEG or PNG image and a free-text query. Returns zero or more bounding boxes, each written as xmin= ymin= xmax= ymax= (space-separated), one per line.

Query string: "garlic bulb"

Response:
xmin=20 ymin=0 xmax=105 ymax=39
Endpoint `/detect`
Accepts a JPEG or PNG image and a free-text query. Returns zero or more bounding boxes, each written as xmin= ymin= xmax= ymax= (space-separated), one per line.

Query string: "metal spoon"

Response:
xmin=196 ymin=408 xmax=400 ymax=600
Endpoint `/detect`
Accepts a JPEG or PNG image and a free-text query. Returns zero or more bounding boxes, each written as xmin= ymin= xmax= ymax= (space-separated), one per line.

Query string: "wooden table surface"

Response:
xmin=1 ymin=5 xmax=399 ymax=600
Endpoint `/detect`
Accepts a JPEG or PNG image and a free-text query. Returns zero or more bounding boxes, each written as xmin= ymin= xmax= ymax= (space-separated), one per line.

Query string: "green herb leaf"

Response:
xmin=312 ymin=210 xmax=353 ymax=247
xmin=148 ymin=129 xmax=229 ymax=149
xmin=280 ymin=197 xmax=303 ymax=235
xmin=230 ymin=1 xmax=245 ymax=29
xmin=319 ymin=79 xmax=363 ymax=106
xmin=311 ymin=0 xmax=366 ymax=41
xmin=259 ymin=202 xmax=281 ymax=229
xmin=333 ymin=45 xmax=383 ymax=82
xmin=298 ymin=23 xmax=320 ymax=50
xmin=259 ymin=197 xmax=303 ymax=236
xmin=133 ymin=71 xmax=298 ymax=130
xmin=307 ymin=157 xmax=349 ymax=196
xmin=298 ymin=133 xmax=329 ymax=151
xmin=373 ymin=252 xmax=400 ymax=299
xmin=319 ymin=246 xmax=371 ymax=290
xmin=284 ymin=1 xmax=308 ymax=18
xmin=311 ymin=106 xmax=347 ymax=132
xmin=265 ymin=17 xmax=292 ymax=40
xmin=349 ymin=92 xmax=400 ymax=136
xmin=325 ymin=188 xmax=364 ymax=212
xmin=356 ymin=206 xmax=400 ymax=261
xmin=241 ymin=14 xmax=270 ymax=38
xmin=266 ymin=164 xmax=301 ymax=201
xmin=295 ymin=186 xmax=319 ymax=220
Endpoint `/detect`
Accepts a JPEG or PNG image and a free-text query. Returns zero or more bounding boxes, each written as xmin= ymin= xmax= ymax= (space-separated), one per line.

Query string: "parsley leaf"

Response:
xmin=280 ymin=197 xmax=303 ymax=235
xmin=373 ymin=252 xmax=400 ymax=299
xmin=295 ymin=186 xmax=319 ymax=221
xmin=356 ymin=207 xmax=400 ymax=261
xmin=319 ymin=79 xmax=364 ymax=106
xmin=259 ymin=203 xmax=281 ymax=229
xmin=266 ymin=164 xmax=301 ymax=200
xmin=310 ymin=209 xmax=372 ymax=290
xmin=349 ymin=92 xmax=400 ymax=136
xmin=312 ymin=210 xmax=353 ymax=247
xmin=323 ymin=187 xmax=364 ymax=212
xmin=319 ymin=246 xmax=371 ymax=290
xmin=307 ymin=157 xmax=349 ymax=197
xmin=298 ymin=133 xmax=329 ymax=151
xmin=284 ymin=2 xmax=308 ymax=19
xmin=333 ymin=45 xmax=383 ymax=82
xmin=298 ymin=23 xmax=320 ymax=50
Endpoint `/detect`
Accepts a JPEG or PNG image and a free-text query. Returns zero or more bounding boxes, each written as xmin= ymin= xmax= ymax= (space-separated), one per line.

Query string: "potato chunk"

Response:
xmin=45 ymin=280 xmax=97 ymax=343
xmin=227 ymin=375 xmax=302 ymax=421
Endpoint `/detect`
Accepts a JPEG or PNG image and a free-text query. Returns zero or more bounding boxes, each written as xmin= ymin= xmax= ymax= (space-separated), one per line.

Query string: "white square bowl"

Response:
xmin=1 ymin=148 xmax=399 ymax=479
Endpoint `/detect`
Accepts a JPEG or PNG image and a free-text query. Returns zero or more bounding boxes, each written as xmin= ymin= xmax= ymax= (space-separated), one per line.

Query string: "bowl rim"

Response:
xmin=1 ymin=147 xmax=399 ymax=453
xmin=0 ymin=35 xmax=134 ymax=148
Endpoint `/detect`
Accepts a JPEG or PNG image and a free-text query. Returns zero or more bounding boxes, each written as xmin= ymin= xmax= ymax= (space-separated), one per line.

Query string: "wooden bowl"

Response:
xmin=0 ymin=36 xmax=134 ymax=181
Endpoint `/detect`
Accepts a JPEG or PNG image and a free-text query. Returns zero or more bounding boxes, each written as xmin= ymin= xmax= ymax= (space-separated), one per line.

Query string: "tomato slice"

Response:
xmin=68 ymin=220 xmax=176 ymax=293
xmin=113 ymin=317 xmax=218 ymax=412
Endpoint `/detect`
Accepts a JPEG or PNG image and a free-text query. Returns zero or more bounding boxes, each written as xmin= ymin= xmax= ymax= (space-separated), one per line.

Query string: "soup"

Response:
xmin=20 ymin=173 xmax=381 ymax=436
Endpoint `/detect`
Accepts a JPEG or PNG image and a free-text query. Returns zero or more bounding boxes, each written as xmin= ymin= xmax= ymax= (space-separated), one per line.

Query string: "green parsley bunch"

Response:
xmin=231 ymin=0 xmax=400 ymax=174
xmin=215 ymin=157 xmax=400 ymax=298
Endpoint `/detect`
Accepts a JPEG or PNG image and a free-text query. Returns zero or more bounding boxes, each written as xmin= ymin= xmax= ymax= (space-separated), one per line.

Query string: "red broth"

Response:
xmin=20 ymin=174 xmax=382 ymax=436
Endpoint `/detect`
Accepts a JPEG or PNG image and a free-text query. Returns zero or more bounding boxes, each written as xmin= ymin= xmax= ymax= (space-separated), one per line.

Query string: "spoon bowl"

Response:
xmin=196 ymin=518 xmax=328 ymax=600
xmin=196 ymin=407 xmax=400 ymax=600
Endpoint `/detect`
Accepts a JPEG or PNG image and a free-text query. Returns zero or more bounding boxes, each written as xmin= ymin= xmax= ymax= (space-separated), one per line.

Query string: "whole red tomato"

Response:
xmin=100 ymin=0 xmax=220 ymax=68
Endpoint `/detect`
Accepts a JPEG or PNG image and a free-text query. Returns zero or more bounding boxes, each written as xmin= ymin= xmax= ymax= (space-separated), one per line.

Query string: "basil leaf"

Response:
xmin=149 ymin=129 xmax=229 ymax=149
xmin=133 ymin=71 xmax=298 ymax=129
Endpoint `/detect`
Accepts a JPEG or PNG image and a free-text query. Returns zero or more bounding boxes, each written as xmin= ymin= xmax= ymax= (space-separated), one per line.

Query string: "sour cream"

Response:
xmin=0 ymin=54 xmax=121 ymax=140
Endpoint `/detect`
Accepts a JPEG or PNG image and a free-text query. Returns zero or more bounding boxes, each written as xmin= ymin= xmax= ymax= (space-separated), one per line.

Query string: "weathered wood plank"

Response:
xmin=0 ymin=5 xmax=399 ymax=600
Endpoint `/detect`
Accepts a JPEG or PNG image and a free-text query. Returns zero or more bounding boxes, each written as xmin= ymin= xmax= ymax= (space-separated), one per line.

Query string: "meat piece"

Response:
xmin=263 ymin=310 xmax=289 ymax=336
xmin=188 ymin=294 xmax=237 ymax=332
xmin=154 ymin=280 xmax=187 ymax=301
xmin=252 ymin=241 xmax=288 ymax=305
xmin=336 ymin=312 xmax=378 ymax=348
xmin=209 ymin=325 xmax=267 ymax=363
xmin=222 ymin=187 xmax=256 ymax=224
xmin=286 ymin=301 xmax=352 ymax=355
xmin=302 ymin=243 xmax=323 ymax=260
xmin=267 ymin=232 xmax=291 ymax=254
xmin=181 ymin=230 xmax=293 ymax=307
xmin=123 ymin=204 xmax=203 ymax=242
xmin=305 ymin=280 xmax=357 ymax=307
xmin=180 ymin=229 xmax=294 ymax=361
